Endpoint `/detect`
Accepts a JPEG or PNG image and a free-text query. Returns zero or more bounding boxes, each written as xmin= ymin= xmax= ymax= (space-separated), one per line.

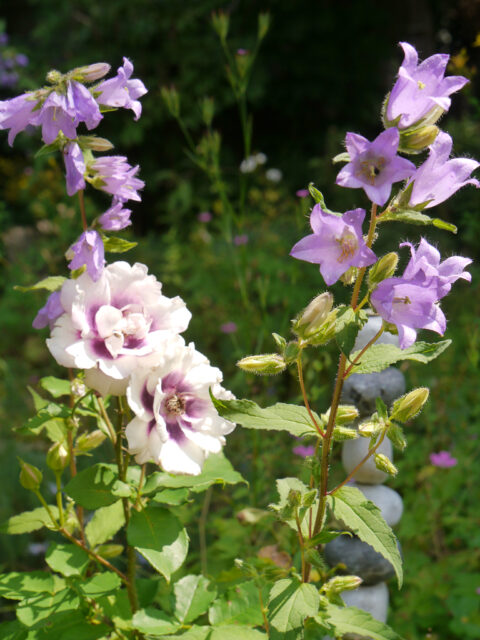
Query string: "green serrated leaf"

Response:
xmin=210 ymin=627 xmax=267 ymax=639
xmin=85 ymin=500 xmax=126 ymax=547
xmin=16 ymin=588 xmax=80 ymax=627
xmin=174 ymin=575 xmax=217 ymax=624
xmin=127 ymin=506 xmax=188 ymax=581
xmin=142 ymin=452 xmax=245 ymax=495
xmin=272 ymin=478 xmax=319 ymax=537
xmin=0 ymin=620 xmax=29 ymax=640
xmin=346 ymin=340 xmax=451 ymax=377
xmin=209 ymin=581 xmax=267 ymax=627
xmin=102 ymin=235 xmax=138 ymax=253
xmin=268 ymin=577 xmax=320 ymax=638
xmin=35 ymin=140 xmax=62 ymax=158
xmin=132 ymin=608 xmax=181 ymax=636
xmin=152 ymin=487 xmax=191 ymax=505
xmin=211 ymin=396 xmax=320 ymax=438
xmin=322 ymin=602 xmax=406 ymax=639
xmin=14 ymin=276 xmax=66 ymax=293
xmin=327 ymin=486 xmax=402 ymax=587
xmin=378 ymin=209 xmax=457 ymax=234
xmin=335 ymin=307 xmax=368 ymax=356
xmin=0 ymin=571 xmax=60 ymax=600
xmin=64 ymin=463 xmax=127 ymax=509
xmin=78 ymin=572 xmax=121 ymax=598
xmin=40 ymin=376 xmax=71 ymax=398
xmin=0 ymin=506 xmax=59 ymax=534
xmin=45 ymin=542 xmax=90 ymax=577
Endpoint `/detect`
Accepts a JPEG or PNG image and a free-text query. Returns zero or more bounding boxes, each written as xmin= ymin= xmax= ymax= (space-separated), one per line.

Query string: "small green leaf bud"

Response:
xmin=287 ymin=489 xmax=302 ymax=508
xmin=293 ymin=293 xmax=334 ymax=339
xmin=332 ymin=151 xmax=351 ymax=164
xmin=73 ymin=62 xmax=111 ymax=83
xmin=75 ymin=429 xmax=107 ymax=453
xmin=46 ymin=69 xmax=62 ymax=84
xmin=211 ymin=10 xmax=229 ymax=41
xmin=340 ymin=266 xmax=358 ymax=285
xmin=78 ymin=135 xmax=114 ymax=152
xmin=302 ymin=489 xmax=317 ymax=508
xmin=237 ymin=353 xmax=286 ymax=375
xmin=374 ymin=453 xmax=398 ymax=476
xmin=390 ymin=387 xmax=429 ymax=423
xmin=284 ymin=341 xmax=300 ymax=364
xmin=399 ymin=125 xmax=439 ymax=154
xmin=323 ymin=575 xmax=363 ymax=595
xmin=358 ymin=420 xmax=381 ymax=438
xmin=201 ymin=96 xmax=215 ymax=127
xmin=18 ymin=458 xmax=43 ymax=491
xmin=161 ymin=86 xmax=180 ymax=118
xmin=257 ymin=12 xmax=271 ymax=41
xmin=335 ymin=405 xmax=359 ymax=425
xmin=272 ymin=332 xmax=287 ymax=352
xmin=46 ymin=443 xmax=70 ymax=472
xmin=97 ymin=544 xmax=124 ymax=559
xmin=368 ymin=252 xmax=399 ymax=288
xmin=387 ymin=422 xmax=407 ymax=451
xmin=333 ymin=426 xmax=359 ymax=441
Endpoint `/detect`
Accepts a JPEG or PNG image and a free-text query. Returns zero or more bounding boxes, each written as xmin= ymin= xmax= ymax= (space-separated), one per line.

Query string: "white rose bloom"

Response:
xmin=126 ymin=339 xmax=236 ymax=475
xmin=47 ymin=261 xmax=191 ymax=395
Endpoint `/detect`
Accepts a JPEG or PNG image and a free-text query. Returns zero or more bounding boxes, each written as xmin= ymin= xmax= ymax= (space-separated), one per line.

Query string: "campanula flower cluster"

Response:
xmin=0 ymin=59 xmax=236 ymax=475
xmin=292 ymin=42 xmax=475 ymax=349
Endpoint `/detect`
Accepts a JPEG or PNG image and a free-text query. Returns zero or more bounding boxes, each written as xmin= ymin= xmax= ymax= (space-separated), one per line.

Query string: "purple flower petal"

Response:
xmin=68 ymin=230 xmax=105 ymax=281
xmin=63 ymin=141 xmax=86 ymax=196
xmin=98 ymin=199 xmax=132 ymax=231
xmin=95 ymin=57 xmax=147 ymax=121
xmin=32 ymin=291 xmax=64 ymax=329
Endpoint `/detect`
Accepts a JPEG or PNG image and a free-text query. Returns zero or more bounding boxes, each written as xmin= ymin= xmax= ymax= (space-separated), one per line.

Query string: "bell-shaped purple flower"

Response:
xmin=95 ymin=58 xmax=147 ymax=121
xmin=408 ymin=132 xmax=479 ymax=208
xmin=370 ymin=277 xmax=446 ymax=349
xmin=98 ymin=199 xmax=132 ymax=231
xmin=336 ymin=128 xmax=416 ymax=206
xmin=0 ymin=92 xmax=38 ymax=146
xmin=400 ymin=238 xmax=472 ymax=298
xmin=32 ymin=290 xmax=64 ymax=330
xmin=290 ymin=206 xmax=377 ymax=286
xmin=35 ymin=81 xmax=102 ymax=144
xmin=63 ymin=141 xmax=86 ymax=196
xmin=68 ymin=230 xmax=105 ymax=281
xmin=90 ymin=155 xmax=144 ymax=201
xmin=386 ymin=42 xmax=468 ymax=129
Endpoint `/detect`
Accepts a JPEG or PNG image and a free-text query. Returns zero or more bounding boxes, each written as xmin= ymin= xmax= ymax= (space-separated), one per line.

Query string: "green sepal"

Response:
xmin=308 ymin=183 xmax=342 ymax=216
xmin=102 ymin=235 xmax=138 ymax=253
xmin=14 ymin=276 xmax=66 ymax=293
xmin=378 ymin=208 xmax=457 ymax=234
xmin=335 ymin=306 xmax=368 ymax=357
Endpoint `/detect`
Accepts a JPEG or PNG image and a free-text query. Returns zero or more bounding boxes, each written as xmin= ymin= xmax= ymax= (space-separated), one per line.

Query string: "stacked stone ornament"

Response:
xmin=325 ymin=315 xmax=405 ymax=633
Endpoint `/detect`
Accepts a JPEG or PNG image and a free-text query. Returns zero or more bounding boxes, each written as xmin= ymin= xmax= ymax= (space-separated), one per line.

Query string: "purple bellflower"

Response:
xmin=0 ymin=92 xmax=38 ymax=145
xmin=36 ymin=81 xmax=102 ymax=144
xmin=408 ymin=132 xmax=480 ymax=208
xmin=293 ymin=444 xmax=315 ymax=458
xmin=63 ymin=141 xmax=86 ymax=196
xmin=98 ymin=199 xmax=132 ymax=231
xmin=430 ymin=451 xmax=457 ymax=468
xmin=90 ymin=155 xmax=144 ymax=202
xmin=68 ymin=230 xmax=105 ymax=281
xmin=32 ymin=290 xmax=64 ymax=330
xmin=290 ymin=206 xmax=377 ymax=286
xmin=400 ymin=238 xmax=472 ymax=299
xmin=386 ymin=42 xmax=468 ymax=129
xmin=336 ymin=128 xmax=415 ymax=206
xmin=95 ymin=58 xmax=147 ymax=121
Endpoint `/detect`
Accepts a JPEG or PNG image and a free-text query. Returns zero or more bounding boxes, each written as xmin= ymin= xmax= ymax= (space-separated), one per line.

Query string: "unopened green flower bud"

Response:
xmin=399 ymin=125 xmax=439 ymax=154
xmin=19 ymin=458 xmax=43 ymax=490
xmin=293 ymin=293 xmax=334 ymax=339
xmin=287 ymin=489 xmax=302 ymax=508
xmin=257 ymin=12 xmax=271 ymax=41
xmin=374 ymin=453 xmax=398 ymax=476
xmin=46 ymin=443 xmax=70 ymax=472
xmin=368 ymin=252 xmax=399 ymax=288
xmin=333 ymin=426 xmax=359 ymax=442
xmin=335 ymin=405 xmax=359 ymax=425
xmin=390 ymin=387 xmax=429 ymax=423
xmin=211 ymin=10 xmax=229 ymax=41
xmin=323 ymin=575 xmax=363 ymax=594
xmin=201 ymin=97 xmax=215 ymax=127
xmin=97 ymin=544 xmax=124 ymax=559
xmin=78 ymin=135 xmax=114 ymax=152
xmin=46 ymin=69 xmax=62 ymax=84
xmin=387 ymin=422 xmax=407 ymax=451
xmin=358 ymin=420 xmax=381 ymax=438
xmin=307 ymin=310 xmax=337 ymax=346
xmin=75 ymin=429 xmax=106 ymax=453
xmin=74 ymin=62 xmax=111 ymax=83
xmin=237 ymin=353 xmax=286 ymax=375
xmin=161 ymin=86 xmax=180 ymax=118
xmin=340 ymin=266 xmax=358 ymax=286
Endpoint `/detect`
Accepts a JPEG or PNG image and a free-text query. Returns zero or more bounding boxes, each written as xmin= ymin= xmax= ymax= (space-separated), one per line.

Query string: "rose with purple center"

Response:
xmin=46 ymin=261 xmax=191 ymax=396
xmin=386 ymin=42 xmax=468 ymax=129
xmin=407 ymin=132 xmax=480 ymax=209
xmin=126 ymin=340 xmax=236 ymax=475
xmin=90 ymin=155 xmax=144 ymax=202
xmin=430 ymin=451 xmax=457 ymax=468
xmin=95 ymin=57 xmax=147 ymax=121
xmin=336 ymin=128 xmax=416 ymax=206
xmin=290 ymin=205 xmax=377 ymax=286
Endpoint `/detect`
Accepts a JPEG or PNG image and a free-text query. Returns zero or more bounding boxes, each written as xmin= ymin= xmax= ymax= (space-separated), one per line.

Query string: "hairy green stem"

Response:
xmin=199 ymin=486 xmax=213 ymax=576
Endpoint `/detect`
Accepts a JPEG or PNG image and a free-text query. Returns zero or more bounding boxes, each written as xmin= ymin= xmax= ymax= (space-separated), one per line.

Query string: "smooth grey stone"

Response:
xmin=353 ymin=483 xmax=403 ymax=527
xmin=354 ymin=314 xmax=399 ymax=351
xmin=324 ymin=535 xmax=395 ymax=585
xmin=341 ymin=368 xmax=406 ymax=417
xmin=342 ymin=582 xmax=389 ymax=625
xmin=342 ymin=436 xmax=393 ymax=484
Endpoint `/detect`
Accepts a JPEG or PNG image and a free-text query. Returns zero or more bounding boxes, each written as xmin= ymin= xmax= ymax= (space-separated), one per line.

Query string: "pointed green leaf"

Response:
xmin=327 ymin=486 xmax=402 ymax=587
xmin=210 ymin=627 xmax=267 ymax=639
xmin=127 ymin=506 xmax=188 ymax=581
xmin=335 ymin=307 xmax=368 ymax=356
xmin=102 ymin=235 xmax=138 ymax=253
xmin=78 ymin=572 xmax=121 ymax=598
xmin=210 ymin=396 xmax=319 ymax=438
xmin=0 ymin=506 xmax=59 ymax=534
xmin=345 ymin=340 xmax=451 ymax=377
xmin=132 ymin=608 xmax=181 ymax=636
xmin=64 ymin=463 xmax=128 ymax=509
xmin=322 ymin=602 xmax=406 ymax=639
xmin=378 ymin=209 xmax=457 ymax=234
xmin=85 ymin=500 xmax=125 ymax=547
xmin=16 ymin=589 xmax=80 ymax=627
xmin=209 ymin=581 xmax=267 ymax=627
xmin=0 ymin=571 xmax=60 ymax=600
xmin=0 ymin=620 xmax=29 ymax=640
xmin=272 ymin=478 xmax=319 ymax=537
xmin=268 ymin=577 xmax=320 ymax=638
xmin=39 ymin=376 xmax=71 ymax=398
xmin=174 ymin=575 xmax=217 ymax=623
xmin=14 ymin=276 xmax=66 ymax=293
xmin=152 ymin=487 xmax=191 ymax=505
xmin=45 ymin=543 xmax=90 ymax=577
